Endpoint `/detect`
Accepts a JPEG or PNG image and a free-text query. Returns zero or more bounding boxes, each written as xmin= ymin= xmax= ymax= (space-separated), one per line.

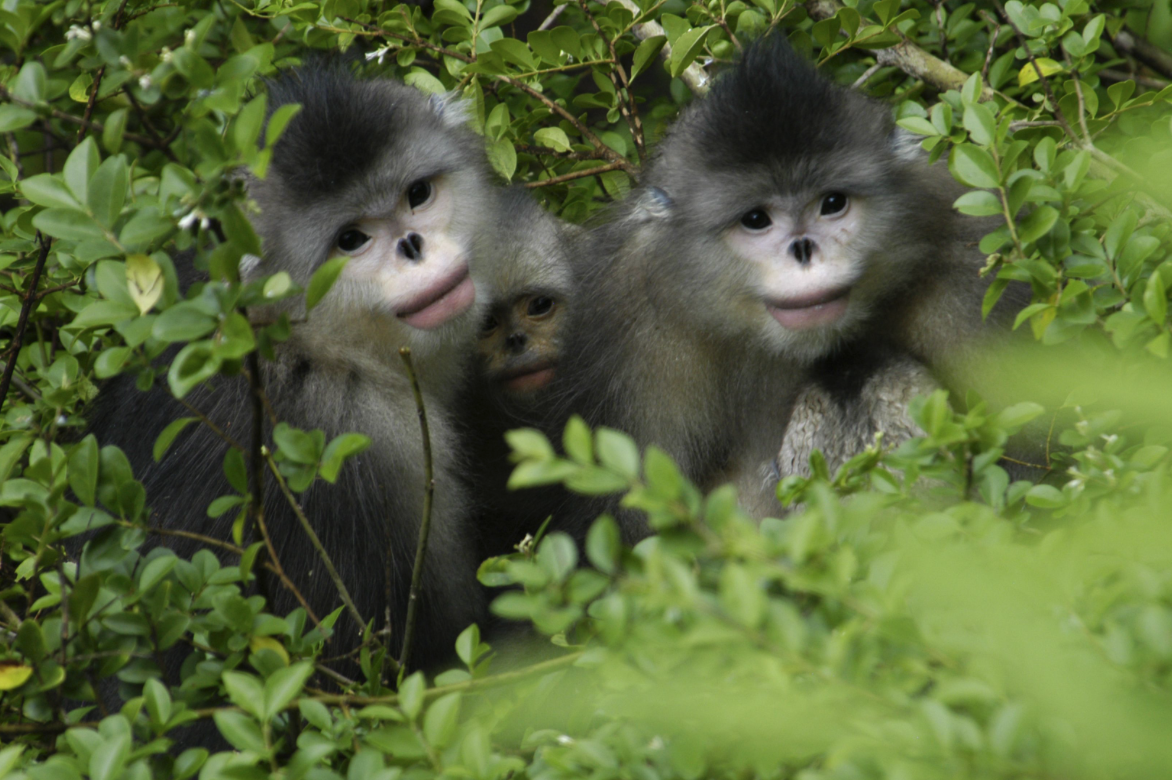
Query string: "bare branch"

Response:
xmin=612 ymin=0 xmax=709 ymax=95
xmin=396 ymin=346 xmax=434 ymax=676
xmin=0 ymin=235 xmax=51 ymax=409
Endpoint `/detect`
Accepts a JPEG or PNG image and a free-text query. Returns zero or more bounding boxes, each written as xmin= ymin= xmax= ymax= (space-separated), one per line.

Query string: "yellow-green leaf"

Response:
xmin=0 ymin=663 xmax=33 ymax=690
xmin=1017 ymin=58 xmax=1064 ymax=87
xmin=126 ymin=253 xmax=163 ymax=314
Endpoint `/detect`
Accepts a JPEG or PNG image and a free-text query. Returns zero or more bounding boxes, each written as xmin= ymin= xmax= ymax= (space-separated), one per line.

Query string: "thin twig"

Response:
xmin=991 ymin=0 xmax=1078 ymax=142
xmin=78 ymin=66 xmax=106 ymax=141
xmin=131 ymin=523 xmax=323 ymax=627
xmin=537 ymin=3 xmax=568 ymax=30
xmin=612 ymin=0 xmax=709 ymax=95
xmin=265 ymin=452 xmax=369 ymax=636
xmin=0 ymin=87 xmax=175 ymax=155
xmin=1113 ymin=28 xmax=1172 ymax=81
xmin=576 ymin=0 xmax=646 ymax=162
xmin=0 ymin=235 xmax=51 ymax=408
xmin=396 ymin=347 xmax=434 ymax=676
xmin=524 ymin=161 xmax=627 ymax=188
xmin=851 ymin=62 xmax=883 ymax=90
xmin=172 ymin=395 xmax=245 ymax=451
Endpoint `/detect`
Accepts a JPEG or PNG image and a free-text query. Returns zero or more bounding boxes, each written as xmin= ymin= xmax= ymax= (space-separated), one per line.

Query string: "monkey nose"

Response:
xmin=398 ymin=232 xmax=424 ymax=261
xmin=790 ymin=237 xmax=815 ymax=265
xmin=505 ymin=331 xmax=528 ymax=353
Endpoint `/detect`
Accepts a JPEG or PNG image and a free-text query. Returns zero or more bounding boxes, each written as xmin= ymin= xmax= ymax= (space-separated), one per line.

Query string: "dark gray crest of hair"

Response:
xmin=660 ymin=35 xmax=894 ymax=173
xmin=264 ymin=62 xmax=405 ymax=199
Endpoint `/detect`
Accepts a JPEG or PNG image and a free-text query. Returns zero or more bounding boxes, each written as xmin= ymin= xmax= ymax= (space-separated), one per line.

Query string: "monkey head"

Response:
xmin=479 ymin=289 xmax=564 ymax=396
xmin=634 ymin=36 xmax=958 ymax=363
xmin=244 ymin=65 xmax=499 ymax=359
xmin=474 ymin=187 xmax=575 ymax=399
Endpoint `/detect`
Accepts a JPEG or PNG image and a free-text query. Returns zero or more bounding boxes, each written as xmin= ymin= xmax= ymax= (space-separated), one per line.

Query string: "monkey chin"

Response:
xmin=767 ymin=288 xmax=851 ymax=330
xmin=397 ymin=266 xmax=475 ymax=330
xmin=497 ymin=361 xmax=556 ymax=395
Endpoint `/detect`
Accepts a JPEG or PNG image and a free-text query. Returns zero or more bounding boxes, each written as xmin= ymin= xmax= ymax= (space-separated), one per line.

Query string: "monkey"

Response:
xmin=84 ymin=64 xmax=505 ymax=700
xmin=458 ymin=186 xmax=580 ymax=562
xmin=477 ymin=188 xmax=574 ymax=403
xmin=533 ymin=34 xmax=1026 ymax=531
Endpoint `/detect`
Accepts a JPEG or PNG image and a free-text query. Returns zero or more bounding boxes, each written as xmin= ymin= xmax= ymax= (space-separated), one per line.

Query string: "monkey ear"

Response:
xmin=889 ymin=127 xmax=925 ymax=164
xmin=428 ymin=91 xmax=472 ymax=129
xmin=629 ymin=187 xmax=675 ymax=222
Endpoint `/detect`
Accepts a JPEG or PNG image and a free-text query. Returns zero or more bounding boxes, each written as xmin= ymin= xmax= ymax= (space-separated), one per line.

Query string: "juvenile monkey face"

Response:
xmin=332 ymin=174 xmax=476 ymax=331
xmin=478 ymin=292 xmax=563 ymax=396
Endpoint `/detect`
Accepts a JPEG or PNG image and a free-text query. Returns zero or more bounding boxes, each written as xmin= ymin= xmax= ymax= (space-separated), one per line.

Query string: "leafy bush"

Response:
xmin=2 ymin=0 xmax=1172 ymax=777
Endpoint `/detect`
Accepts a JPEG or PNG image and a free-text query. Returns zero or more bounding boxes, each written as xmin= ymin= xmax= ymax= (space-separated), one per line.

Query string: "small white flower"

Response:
xmin=648 ymin=737 xmax=665 ymax=750
xmin=160 ymin=46 xmax=173 ymax=63
xmin=119 ymin=55 xmax=132 ymax=67
xmin=91 ymin=19 xmax=102 ymax=30
xmin=184 ymin=28 xmax=195 ymax=45
xmin=556 ymin=735 xmax=574 ymax=745
xmin=139 ymin=74 xmax=153 ymax=90
xmin=1075 ymin=420 xmax=1089 ymax=435
xmin=365 ymin=47 xmax=391 ymax=64
xmin=1102 ymin=434 xmax=1118 ymax=447
xmin=65 ymin=24 xmax=93 ymax=42
xmin=178 ymin=211 xmax=199 ymax=230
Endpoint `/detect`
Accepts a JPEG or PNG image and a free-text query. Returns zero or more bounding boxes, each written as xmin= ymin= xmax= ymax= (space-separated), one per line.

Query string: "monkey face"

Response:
xmin=720 ymin=188 xmax=891 ymax=358
xmin=329 ymin=173 xmax=478 ymax=331
xmin=478 ymin=292 xmax=563 ymax=396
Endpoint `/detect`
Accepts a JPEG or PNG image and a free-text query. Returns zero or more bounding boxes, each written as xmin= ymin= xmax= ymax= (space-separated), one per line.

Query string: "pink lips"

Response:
xmin=500 ymin=361 xmax=556 ymax=394
xmin=767 ymin=287 xmax=851 ymax=329
xmin=398 ymin=265 xmax=475 ymax=330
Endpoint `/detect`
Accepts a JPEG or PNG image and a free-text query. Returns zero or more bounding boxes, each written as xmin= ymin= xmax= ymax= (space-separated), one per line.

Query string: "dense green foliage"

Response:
xmin=2 ymin=0 xmax=1172 ymax=777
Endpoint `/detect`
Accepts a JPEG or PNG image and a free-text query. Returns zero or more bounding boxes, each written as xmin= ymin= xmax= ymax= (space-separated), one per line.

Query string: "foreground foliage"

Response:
xmin=2 ymin=0 xmax=1172 ymax=777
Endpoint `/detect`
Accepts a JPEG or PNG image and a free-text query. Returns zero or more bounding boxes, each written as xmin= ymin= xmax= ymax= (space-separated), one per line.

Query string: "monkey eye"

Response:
xmin=480 ymin=314 xmax=500 ymax=336
xmin=336 ymin=228 xmax=371 ymax=253
xmin=407 ymin=179 xmax=433 ymax=209
xmin=740 ymin=209 xmax=772 ymax=230
xmin=820 ymin=192 xmax=849 ymax=216
xmin=527 ymin=296 xmax=555 ymax=317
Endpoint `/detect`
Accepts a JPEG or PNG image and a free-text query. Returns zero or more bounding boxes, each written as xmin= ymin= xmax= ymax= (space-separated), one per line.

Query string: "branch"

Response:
xmin=0 ymin=87 xmax=175 ymax=154
xmin=396 ymin=347 xmax=434 ymax=675
xmin=612 ymin=0 xmax=710 ymax=95
xmin=524 ymin=160 xmax=628 ymax=188
xmin=265 ymin=452 xmax=369 ymax=637
xmin=0 ymin=235 xmax=51 ymax=408
xmin=1113 ymin=28 xmax=1172 ymax=81
xmin=805 ymin=0 xmax=994 ymax=100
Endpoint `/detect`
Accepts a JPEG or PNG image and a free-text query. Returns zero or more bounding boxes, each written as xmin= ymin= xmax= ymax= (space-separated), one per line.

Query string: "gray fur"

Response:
xmin=87 ymin=66 xmax=503 ymax=677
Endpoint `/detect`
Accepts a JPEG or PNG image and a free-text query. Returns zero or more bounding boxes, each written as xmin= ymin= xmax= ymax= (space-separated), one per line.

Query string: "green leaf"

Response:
xmin=0 ymin=105 xmax=36 ymax=132
xmin=896 ymin=117 xmax=940 ymax=136
xmin=399 ymin=672 xmax=425 ymax=722
xmin=88 ymin=731 xmax=129 ymax=780
xmin=234 ymin=94 xmax=266 ymax=154
xmin=13 ymin=61 xmax=46 ymax=103
xmin=265 ymin=103 xmax=302 ymax=148
xmin=306 ymin=256 xmax=348 ymax=312
xmin=949 ymin=144 xmax=1000 ymax=189
xmin=670 ymin=25 xmax=714 ymax=78
xmin=263 ymin=661 xmax=313 ymax=721
xmin=152 ymin=303 xmax=217 ymax=342
xmin=487 ymin=137 xmax=517 ymax=181
xmin=490 ymin=38 xmax=536 ymax=70
xmin=222 ymin=671 xmax=265 ymax=719
xmin=534 ymin=127 xmax=572 ymax=152
xmin=632 ymin=35 xmax=667 ymax=80
xmin=173 ymin=749 xmax=207 ymax=780
xmin=1024 ymin=484 xmax=1066 ymax=508
xmin=143 ymin=678 xmax=172 ymax=728
xmin=962 ymin=102 xmax=996 ymax=146
xmin=64 ymin=137 xmax=99 ymax=203
xmin=953 ymin=190 xmax=1002 ymax=217
xmin=213 ymin=710 xmax=268 ymax=754
xmin=20 ymin=174 xmax=80 ymax=209
xmin=154 ymin=417 xmax=198 ymax=462
xmin=67 ymin=434 xmax=99 ymax=507
xmin=320 ymin=433 xmax=371 ymax=483
xmin=167 ymin=342 xmax=221 ymax=399
xmin=481 ymin=4 xmax=519 ymax=29
xmin=595 ymin=428 xmax=639 ymax=479
xmin=1018 ymin=205 xmax=1058 ymax=244
xmin=33 ymin=208 xmax=105 ymax=241
xmin=585 ymin=515 xmax=620 ymax=574
xmin=423 ymin=692 xmax=461 ymax=748
xmin=1145 ymin=271 xmax=1168 ymax=327
xmin=537 ymin=532 xmax=578 ymax=581
xmin=88 ymin=155 xmax=127 ymax=229
xmin=102 ymin=107 xmax=129 ymax=153
xmin=139 ymin=554 xmax=177 ymax=594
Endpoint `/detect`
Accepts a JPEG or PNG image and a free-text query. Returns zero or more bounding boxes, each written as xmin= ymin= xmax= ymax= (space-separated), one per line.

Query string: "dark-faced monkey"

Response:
xmin=463 ymin=187 xmax=578 ymax=561
xmin=86 ymin=64 xmax=504 ymax=680
xmin=542 ymin=36 xmax=1023 ymax=530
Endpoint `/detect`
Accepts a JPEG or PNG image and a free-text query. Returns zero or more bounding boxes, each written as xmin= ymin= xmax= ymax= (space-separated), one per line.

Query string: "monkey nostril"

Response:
xmin=790 ymin=237 xmax=815 ymax=265
xmin=398 ymin=235 xmax=422 ymax=261
xmin=505 ymin=332 xmax=528 ymax=353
